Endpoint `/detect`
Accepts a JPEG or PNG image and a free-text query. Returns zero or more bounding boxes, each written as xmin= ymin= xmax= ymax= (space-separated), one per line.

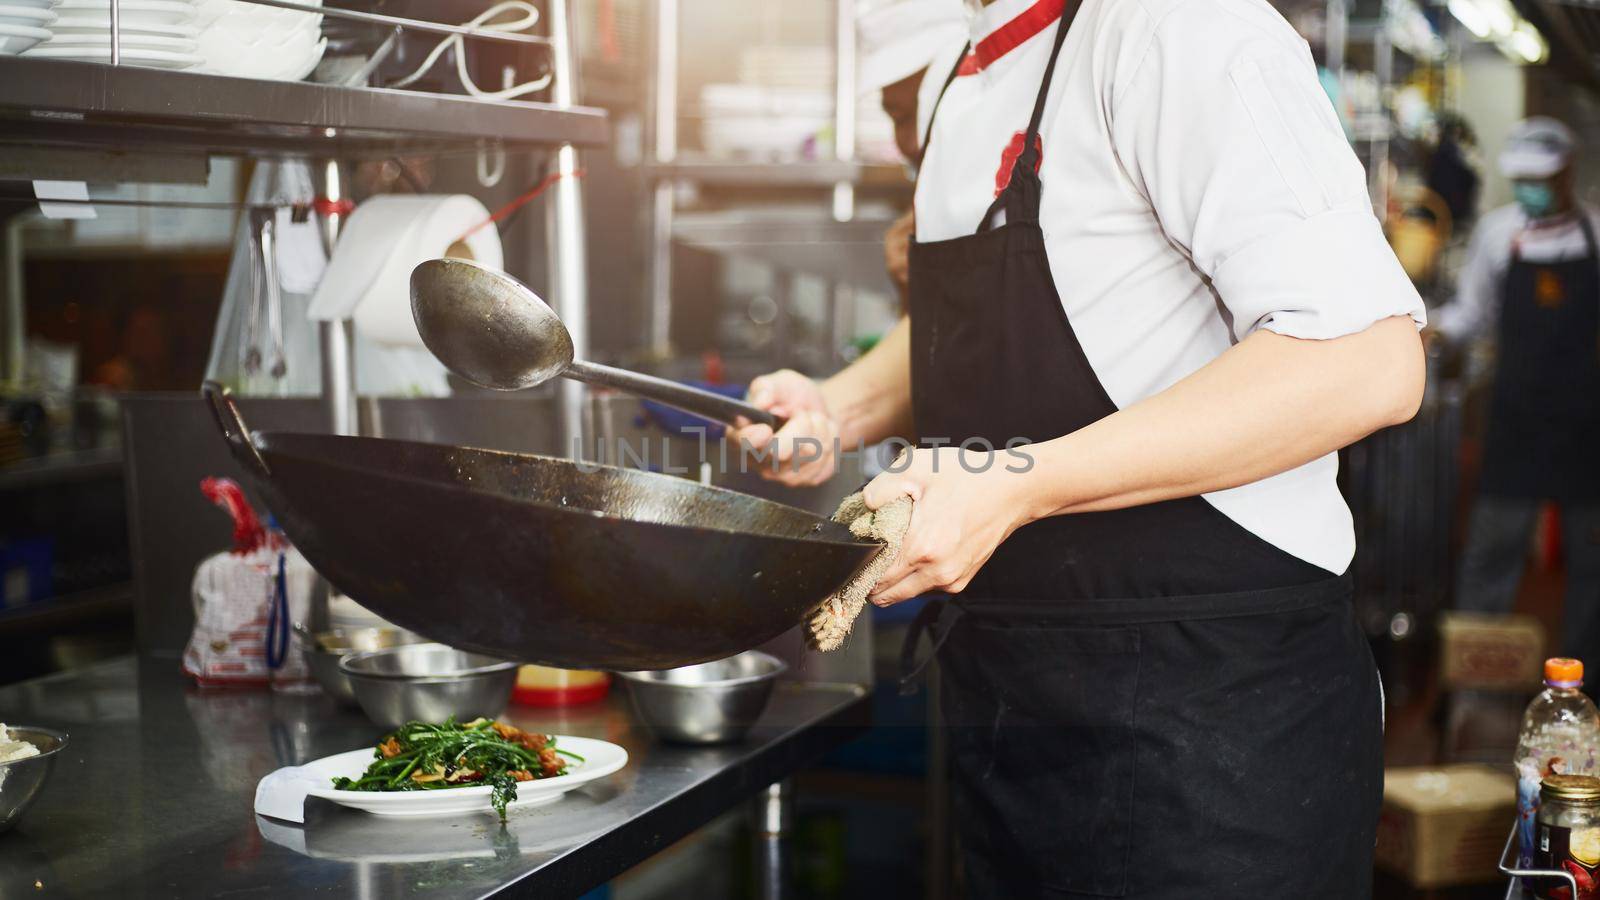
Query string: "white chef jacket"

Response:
xmin=1431 ymin=203 xmax=1600 ymax=343
xmin=912 ymin=0 xmax=1426 ymax=574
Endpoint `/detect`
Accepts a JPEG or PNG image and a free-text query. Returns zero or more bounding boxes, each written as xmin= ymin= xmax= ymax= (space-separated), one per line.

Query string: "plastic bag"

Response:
xmin=181 ymin=478 xmax=316 ymax=688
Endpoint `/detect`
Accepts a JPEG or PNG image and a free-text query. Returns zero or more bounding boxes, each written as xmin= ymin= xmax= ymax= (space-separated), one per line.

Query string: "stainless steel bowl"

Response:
xmin=295 ymin=624 xmax=422 ymax=707
xmin=618 ymin=651 xmax=786 ymax=744
xmin=0 ymin=727 xmax=68 ymax=834
xmin=339 ymin=643 xmax=518 ymax=730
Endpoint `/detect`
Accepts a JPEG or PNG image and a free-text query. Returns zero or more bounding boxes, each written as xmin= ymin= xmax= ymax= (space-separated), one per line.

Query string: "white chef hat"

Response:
xmin=856 ymin=0 xmax=969 ymax=97
xmin=1499 ymin=117 xmax=1577 ymax=179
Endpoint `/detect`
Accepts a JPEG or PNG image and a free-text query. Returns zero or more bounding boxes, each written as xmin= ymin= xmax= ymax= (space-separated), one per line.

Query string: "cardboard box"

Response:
xmin=1375 ymin=764 xmax=1517 ymax=888
xmin=1439 ymin=612 xmax=1545 ymax=691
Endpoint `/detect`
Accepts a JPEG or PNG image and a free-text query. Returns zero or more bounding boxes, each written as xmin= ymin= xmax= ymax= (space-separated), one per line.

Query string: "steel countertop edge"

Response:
xmin=0 ymin=655 xmax=871 ymax=898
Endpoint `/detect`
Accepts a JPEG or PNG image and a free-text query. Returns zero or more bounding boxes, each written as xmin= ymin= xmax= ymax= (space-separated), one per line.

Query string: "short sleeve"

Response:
xmin=1108 ymin=1 xmax=1425 ymax=340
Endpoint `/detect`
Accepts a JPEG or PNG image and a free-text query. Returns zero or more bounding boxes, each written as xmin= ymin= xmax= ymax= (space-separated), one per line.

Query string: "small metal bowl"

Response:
xmin=618 ymin=650 xmax=787 ymax=745
xmin=295 ymin=624 xmax=422 ymax=707
xmin=339 ymin=643 xmax=518 ymax=730
xmin=0 ymin=727 xmax=69 ymax=834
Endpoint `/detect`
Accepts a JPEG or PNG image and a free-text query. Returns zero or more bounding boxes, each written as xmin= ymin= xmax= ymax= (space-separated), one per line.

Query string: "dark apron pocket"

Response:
xmin=939 ymin=619 xmax=1141 ymax=897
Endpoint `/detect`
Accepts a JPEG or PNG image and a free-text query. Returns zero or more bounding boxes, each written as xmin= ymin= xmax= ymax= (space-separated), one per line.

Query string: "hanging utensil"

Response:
xmin=259 ymin=212 xmax=288 ymax=378
xmin=241 ymin=206 xmax=288 ymax=379
xmin=410 ymin=258 xmax=783 ymax=429
xmin=241 ymin=210 xmax=267 ymax=375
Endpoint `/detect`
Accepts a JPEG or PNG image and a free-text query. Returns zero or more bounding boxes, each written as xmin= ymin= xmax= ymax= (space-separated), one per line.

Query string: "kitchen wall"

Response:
xmin=1457 ymin=42 xmax=1528 ymax=214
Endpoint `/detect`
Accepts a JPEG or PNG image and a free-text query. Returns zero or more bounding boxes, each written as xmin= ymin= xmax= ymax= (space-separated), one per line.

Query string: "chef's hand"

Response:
xmin=864 ymin=446 xmax=1034 ymax=607
xmin=884 ymin=210 xmax=914 ymax=309
xmin=728 ymin=369 xmax=841 ymax=487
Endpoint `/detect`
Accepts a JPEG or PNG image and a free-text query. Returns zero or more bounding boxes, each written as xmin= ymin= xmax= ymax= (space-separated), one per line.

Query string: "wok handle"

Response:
xmin=564 ymin=360 xmax=788 ymax=431
xmin=201 ymin=380 xmax=272 ymax=478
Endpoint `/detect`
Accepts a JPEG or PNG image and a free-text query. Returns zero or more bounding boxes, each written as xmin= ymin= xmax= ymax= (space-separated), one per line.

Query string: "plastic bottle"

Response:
xmin=1516 ymin=658 xmax=1600 ymax=867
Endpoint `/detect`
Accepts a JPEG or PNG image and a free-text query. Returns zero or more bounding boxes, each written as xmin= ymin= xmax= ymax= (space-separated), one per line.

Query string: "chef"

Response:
xmin=856 ymin=0 xmax=968 ymax=303
xmin=731 ymin=0 xmax=1426 ymax=895
xmin=1433 ymin=118 xmax=1600 ymax=668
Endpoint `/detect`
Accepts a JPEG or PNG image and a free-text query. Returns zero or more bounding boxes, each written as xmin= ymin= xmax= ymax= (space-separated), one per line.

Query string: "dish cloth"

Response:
xmin=807 ymin=492 xmax=913 ymax=651
xmin=254 ymin=765 xmax=323 ymax=823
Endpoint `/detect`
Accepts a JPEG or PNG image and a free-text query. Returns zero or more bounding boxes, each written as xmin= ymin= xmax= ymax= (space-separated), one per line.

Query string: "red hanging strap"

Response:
xmin=313 ymin=197 xmax=356 ymax=218
xmin=452 ymin=168 xmax=587 ymax=244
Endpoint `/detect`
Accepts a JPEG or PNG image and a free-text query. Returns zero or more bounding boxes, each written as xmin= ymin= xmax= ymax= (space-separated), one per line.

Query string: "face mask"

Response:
xmin=1514 ymin=181 xmax=1557 ymax=218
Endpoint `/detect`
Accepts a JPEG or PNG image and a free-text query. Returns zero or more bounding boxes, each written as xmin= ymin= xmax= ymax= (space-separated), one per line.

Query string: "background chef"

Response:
xmin=1434 ymin=117 xmax=1600 ymax=673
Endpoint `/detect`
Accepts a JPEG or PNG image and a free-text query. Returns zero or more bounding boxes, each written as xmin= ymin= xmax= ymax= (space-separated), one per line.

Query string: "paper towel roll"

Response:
xmin=307 ymin=194 xmax=502 ymax=348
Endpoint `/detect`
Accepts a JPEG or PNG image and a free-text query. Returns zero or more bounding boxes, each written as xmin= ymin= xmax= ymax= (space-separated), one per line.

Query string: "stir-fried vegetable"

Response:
xmin=332 ymin=717 xmax=584 ymax=821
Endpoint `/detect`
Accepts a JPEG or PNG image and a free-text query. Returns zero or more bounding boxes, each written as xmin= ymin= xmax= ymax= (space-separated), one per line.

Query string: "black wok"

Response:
xmin=201 ymin=382 xmax=879 ymax=670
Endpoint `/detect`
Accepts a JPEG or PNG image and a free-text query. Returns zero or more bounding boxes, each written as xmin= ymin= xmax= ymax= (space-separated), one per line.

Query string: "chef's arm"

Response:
xmin=733 ymin=317 xmax=913 ymax=487
xmin=1016 ymin=315 xmax=1423 ymax=521
xmin=1428 ymin=221 xmax=1498 ymax=344
xmin=820 ymin=316 xmax=914 ymax=446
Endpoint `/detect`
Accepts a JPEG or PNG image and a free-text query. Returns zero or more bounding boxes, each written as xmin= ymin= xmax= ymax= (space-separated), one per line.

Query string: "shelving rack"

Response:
xmin=0 ymin=0 xmax=608 ymax=450
xmin=0 ymin=0 xmax=608 ymax=687
xmin=641 ymin=0 xmax=908 ymax=368
xmin=0 ymin=56 xmax=607 ymax=160
xmin=1321 ymin=0 xmax=1447 ymax=220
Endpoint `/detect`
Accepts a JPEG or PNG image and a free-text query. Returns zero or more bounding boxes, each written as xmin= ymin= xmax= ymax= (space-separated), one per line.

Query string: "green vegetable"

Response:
xmin=331 ymin=717 xmax=569 ymax=822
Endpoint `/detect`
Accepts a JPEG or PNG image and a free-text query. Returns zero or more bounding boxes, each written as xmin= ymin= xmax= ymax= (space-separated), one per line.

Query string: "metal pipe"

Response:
xmin=2 ymin=214 xmax=30 ymax=388
xmin=832 ymin=0 xmax=856 ymax=223
xmin=316 ymin=159 xmax=356 ymax=436
xmin=1325 ymin=0 xmax=1347 ymax=75
xmin=544 ymin=0 xmax=590 ymax=460
xmin=1 ymin=196 xmax=298 ymax=213
xmin=752 ymin=781 xmax=792 ymax=900
xmin=1370 ymin=25 xmax=1392 ymax=221
xmin=648 ymin=183 xmax=674 ymax=358
xmin=829 ymin=282 xmax=854 ymax=368
xmin=231 ymin=0 xmax=552 ymax=46
xmin=110 ymin=0 xmax=120 ymax=66
xmin=772 ymin=271 xmax=793 ymax=370
xmin=647 ymin=0 xmax=679 ymax=358
xmin=653 ymin=0 xmax=678 ymax=166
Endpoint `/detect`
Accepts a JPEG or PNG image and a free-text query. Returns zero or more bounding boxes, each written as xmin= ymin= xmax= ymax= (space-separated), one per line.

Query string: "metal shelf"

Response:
xmin=650 ymin=157 xmax=907 ymax=189
xmin=0 ymin=447 xmax=122 ymax=492
xmin=671 ymin=210 xmax=900 ymax=292
xmin=0 ymin=56 xmax=609 ymax=160
xmin=0 ymin=583 xmax=133 ymax=637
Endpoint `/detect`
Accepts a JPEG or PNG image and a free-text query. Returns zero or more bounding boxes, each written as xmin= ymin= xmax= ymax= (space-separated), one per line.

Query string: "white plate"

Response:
xmin=0 ymin=21 xmax=49 ymax=54
xmin=44 ymin=31 xmax=197 ymax=50
xmin=54 ymin=0 xmax=197 ymax=27
xmin=51 ymin=17 xmax=199 ymax=36
xmin=199 ymin=34 xmax=322 ymax=81
xmin=22 ymin=45 xmax=201 ymax=67
xmin=0 ymin=6 xmax=56 ymax=27
xmin=300 ymin=735 xmax=628 ymax=818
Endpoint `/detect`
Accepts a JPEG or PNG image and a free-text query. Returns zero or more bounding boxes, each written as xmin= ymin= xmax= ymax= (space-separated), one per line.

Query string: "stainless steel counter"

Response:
xmin=0 ymin=657 xmax=870 ymax=898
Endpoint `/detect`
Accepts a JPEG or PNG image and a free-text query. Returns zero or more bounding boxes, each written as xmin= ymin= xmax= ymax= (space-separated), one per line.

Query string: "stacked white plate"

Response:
xmin=192 ymin=0 xmax=323 ymax=82
xmin=700 ymin=83 xmax=835 ymax=162
xmin=0 ymin=0 xmax=56 ymax=56
xmin=24 ymin=0 xmax=201 ymax=69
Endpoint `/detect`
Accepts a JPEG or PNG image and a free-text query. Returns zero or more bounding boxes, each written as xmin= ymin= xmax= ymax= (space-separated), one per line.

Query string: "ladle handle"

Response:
xmin=564 ymin=360 xmax=787 ymax=431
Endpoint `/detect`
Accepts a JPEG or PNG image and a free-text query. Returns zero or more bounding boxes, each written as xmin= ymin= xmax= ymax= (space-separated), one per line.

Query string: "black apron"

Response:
xmin=1480 ymin=215 xmax=1600 ymax=500
xmin=903 ymin=10 xmax=1384 ymax=897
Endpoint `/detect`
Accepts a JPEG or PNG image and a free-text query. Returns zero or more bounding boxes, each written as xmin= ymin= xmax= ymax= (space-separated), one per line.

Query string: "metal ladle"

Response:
xmin=410 ymin=258 xmax=782 ymax=429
